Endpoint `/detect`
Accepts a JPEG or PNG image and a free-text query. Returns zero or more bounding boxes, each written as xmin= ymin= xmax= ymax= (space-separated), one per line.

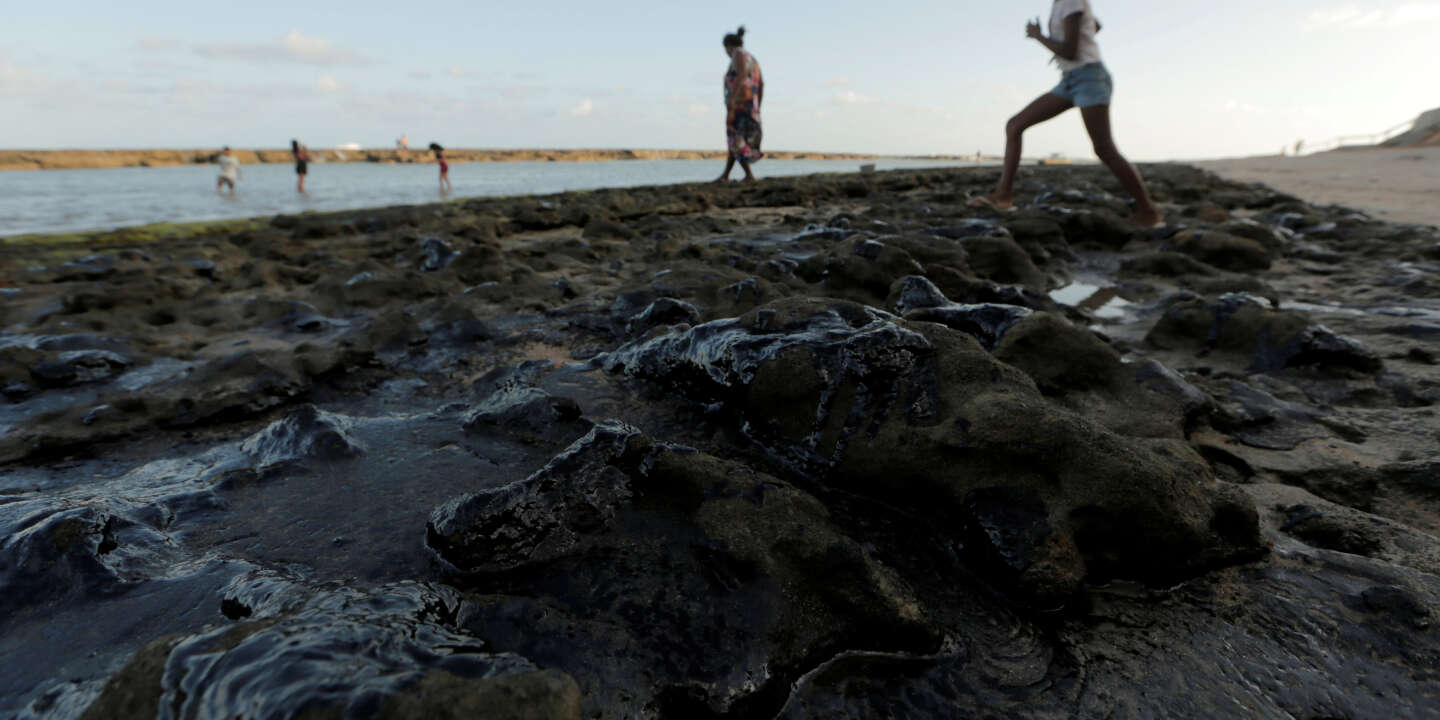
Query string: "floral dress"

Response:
xmin=724 ymin=49 xmax=764 ymax=163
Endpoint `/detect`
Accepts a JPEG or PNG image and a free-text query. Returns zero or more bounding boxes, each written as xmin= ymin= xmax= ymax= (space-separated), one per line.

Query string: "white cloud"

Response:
xmin=1305 ymin=2 xmax=1440 ymax=29
xmin=1392 ymin=1 xmax=1440 ymax=22
xmin=196 ymin=31 xmax=369 ymax=66
xmin=446 ymin=65 xmax=469 ymax=78
xmin=0 ymin=59 xmax=43 ymax=91
xmin=569 ymin=98 xmax=595 ymax=117
xmin=315 ymin=74 xmax=343 ymax=93
xmin=826 ymin=75 xmax=854 ymax=88
xmin=409 ymin=69 xmax=432 ymax=80
xmin=136 ymin=36 xmax=179 ymax=52
xmin=1218 ymin=99 xmax=1268 ymax=115
xmin=833 ymin=90 xmax=876 ymax=105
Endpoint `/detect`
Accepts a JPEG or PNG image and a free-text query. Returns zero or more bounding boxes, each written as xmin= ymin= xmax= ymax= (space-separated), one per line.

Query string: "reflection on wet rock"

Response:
xmin=239 ymin=404 xmax=364 ymax=467
xmin=81 ymin=581 xmax=578 ymax=720
xmin=429 ymin=426 xmax=939 ymax=717
xmin=601 ymin=298 xmax=1262 ymax=604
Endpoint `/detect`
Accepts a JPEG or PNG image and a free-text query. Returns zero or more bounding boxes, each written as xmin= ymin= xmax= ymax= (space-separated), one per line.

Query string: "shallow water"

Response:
xmin=0 ymin=158 xmax=984 ymax=237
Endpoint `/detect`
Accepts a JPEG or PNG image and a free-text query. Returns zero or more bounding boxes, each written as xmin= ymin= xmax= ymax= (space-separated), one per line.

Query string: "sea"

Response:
xmin=0 ymin=158 xmax=987 ymax=238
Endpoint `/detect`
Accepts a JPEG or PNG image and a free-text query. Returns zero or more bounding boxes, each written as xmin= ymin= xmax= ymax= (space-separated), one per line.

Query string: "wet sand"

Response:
xmin=1198 ymin=147 xmax=1440 ymax=228
xmin=3 ymin=165 xmax=1440 ymax=718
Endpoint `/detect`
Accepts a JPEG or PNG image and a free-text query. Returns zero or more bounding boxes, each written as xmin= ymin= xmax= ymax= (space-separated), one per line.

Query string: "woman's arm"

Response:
xmin=1026 ymin=13 xmax=1082 ymax=61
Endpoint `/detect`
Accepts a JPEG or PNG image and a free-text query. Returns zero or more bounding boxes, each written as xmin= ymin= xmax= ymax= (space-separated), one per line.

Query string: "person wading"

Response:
xmin=216 ymin=146 xmax=241 ymax=195
xmin=430 ymin=143 xmax=451 ymax=194
xmin=291 ymin=139 xmax=311 ymax=194
xmin=971 ymin=0 xmax=1163 ymax=228
xmin=716 ymin=26 xmax=764 ymax=183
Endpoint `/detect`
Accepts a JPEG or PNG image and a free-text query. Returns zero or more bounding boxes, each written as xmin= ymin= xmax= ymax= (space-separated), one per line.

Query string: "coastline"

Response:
xmin=1196 ymin=146 xmax=1440 ymax=228
xmin=0 ymin=148 xmax=984 ymax=172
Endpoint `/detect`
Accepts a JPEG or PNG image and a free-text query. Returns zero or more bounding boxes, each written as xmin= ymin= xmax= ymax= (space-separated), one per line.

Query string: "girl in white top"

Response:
xmin=971 ymin=0 xmax=1162 ymax=228
xmin=216 ymin=146 xmax=241 ymax=195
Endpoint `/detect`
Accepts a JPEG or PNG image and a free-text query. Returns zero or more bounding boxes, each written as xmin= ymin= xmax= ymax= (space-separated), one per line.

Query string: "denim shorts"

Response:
xmin=1051 ymin=62 xmax=1113 ymax=108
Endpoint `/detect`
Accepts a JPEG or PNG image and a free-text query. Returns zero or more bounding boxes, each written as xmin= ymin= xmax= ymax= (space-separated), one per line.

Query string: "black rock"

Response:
xmin=419 ymin=237 xmax=457 ymax=272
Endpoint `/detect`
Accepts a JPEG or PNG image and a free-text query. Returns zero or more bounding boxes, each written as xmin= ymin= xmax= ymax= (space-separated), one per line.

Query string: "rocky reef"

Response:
xmin=2 ymin=164 xmax=1439 ymax=719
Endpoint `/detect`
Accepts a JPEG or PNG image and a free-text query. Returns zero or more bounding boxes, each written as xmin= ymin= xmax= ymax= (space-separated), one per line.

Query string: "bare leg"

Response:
xmin=978 ymin=93 xmax=1073 ymax=208
xmin=1080 ymin=105 xmax=1161 ymax=227
xmin=739 ymin=159 xmax=756 ymax=182
xmin=298 ymin=175 xmax=306 ymax=194
xmin=715 ymin=154 xmax=737 ymax=183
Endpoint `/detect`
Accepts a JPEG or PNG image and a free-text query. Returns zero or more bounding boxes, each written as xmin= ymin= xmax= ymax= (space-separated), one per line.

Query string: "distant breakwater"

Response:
xmin=0 ymin=148 xmax=966 ymax=171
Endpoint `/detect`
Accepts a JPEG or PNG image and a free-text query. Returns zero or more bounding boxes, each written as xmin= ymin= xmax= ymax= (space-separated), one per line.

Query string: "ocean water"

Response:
xmin=0 ymin=158 xmax=986 ymax=237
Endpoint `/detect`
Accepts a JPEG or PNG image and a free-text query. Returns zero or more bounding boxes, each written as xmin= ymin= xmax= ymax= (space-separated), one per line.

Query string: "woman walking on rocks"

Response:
xmin=971 ymin=1 xmax=1162 ymax=228
xmin=291 ymin=139 xmax=310 ymax=194
xmin=716 ymin=26 xmax=764 ymax=183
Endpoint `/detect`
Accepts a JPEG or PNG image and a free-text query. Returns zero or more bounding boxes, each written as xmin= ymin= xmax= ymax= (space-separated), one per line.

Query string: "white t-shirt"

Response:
xmin=218 ymin=154 xmax=240 ymax=180
xmin=1049 ymin=0 xmax=1102 ymax=72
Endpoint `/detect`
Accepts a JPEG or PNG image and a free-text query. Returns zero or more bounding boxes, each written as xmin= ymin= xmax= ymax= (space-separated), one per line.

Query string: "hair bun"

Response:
xmin=737 ymin=26 xmax=746 ymax=37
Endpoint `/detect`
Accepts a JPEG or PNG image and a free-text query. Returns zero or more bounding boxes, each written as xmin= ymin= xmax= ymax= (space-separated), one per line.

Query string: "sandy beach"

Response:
xmin=1198 ymin=147 xmax=1440 ymax=228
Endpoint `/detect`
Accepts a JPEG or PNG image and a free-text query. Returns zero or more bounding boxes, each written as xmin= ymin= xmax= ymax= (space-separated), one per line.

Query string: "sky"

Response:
xmin=1 ymin=0 xmax=1437 ymax=160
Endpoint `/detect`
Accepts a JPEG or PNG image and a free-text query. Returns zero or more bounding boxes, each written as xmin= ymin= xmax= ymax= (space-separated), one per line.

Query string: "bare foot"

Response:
xmin=712 ymin=176 xmax=731 ymax=184
xmin=967 ymin=193 xmax=1016 ymax=213
xmin=741 ymin=176 xmax=757 ymax=184
xmin=1133 ymin=207 xmax=1165 ymax=229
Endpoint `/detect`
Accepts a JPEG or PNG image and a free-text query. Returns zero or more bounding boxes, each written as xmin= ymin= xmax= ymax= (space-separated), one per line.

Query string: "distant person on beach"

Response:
xmin=970 ymin=1 xmax=1163 ymax=228
xmin=431 ymin=143 xmax=451 ymax=193
xmin=716 ymin=26 xmax=764 ymax=183
xmin=291 ymin=140 xmax=310 ymax=193
xmin=398 ymin=135 xmax=410 ymax=160
xmin=216 ymin=147 xmax=241 ymax=195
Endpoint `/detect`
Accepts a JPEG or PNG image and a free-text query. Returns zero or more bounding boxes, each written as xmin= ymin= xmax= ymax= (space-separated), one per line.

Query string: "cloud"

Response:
xmin=195 ymin=31 xmax=369 ymax=66
xmin=0 ymin=58 xmax=44 ymax=91
xmin=569 ymin=98 xmax=595 ymax=117
xmin=687 ymin=103 xmax=710 ymax=118
xmin=136 ymin=36 xmax=180 ymax=52
xmin=825 ymin=75 xmax=854 ymax=88
xmin=315 ymin=74 xmax=343 ymax=93
xmin=409 ymin=69 xmax=432 ymax=80
xmin=832 ymin=90 xmax=876 ymax=105
xmin=1218 ymin=99 xmax=1268 ymax=116
xmin=446 ymin=65 xmax=470 ymax=78
xmin=1305 ymin=2 xmax=1440 ymax=29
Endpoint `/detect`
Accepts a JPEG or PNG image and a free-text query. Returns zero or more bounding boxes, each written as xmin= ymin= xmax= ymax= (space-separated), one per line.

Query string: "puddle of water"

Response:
xmin=1050 ymin=282 xmax=1134 ymax=321
xmin=1279 ymin=301 xmax=1367 ymax=317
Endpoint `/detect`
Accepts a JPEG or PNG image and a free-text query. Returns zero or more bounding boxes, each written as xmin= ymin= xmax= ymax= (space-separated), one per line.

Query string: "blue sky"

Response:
xmin=2 ymin=0 xmax=1436 ymax=159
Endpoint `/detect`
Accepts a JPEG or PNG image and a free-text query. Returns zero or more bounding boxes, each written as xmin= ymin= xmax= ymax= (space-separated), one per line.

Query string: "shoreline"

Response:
xmin=0 ymin=161 xmax=997 ymax=242
xmin=1196 ymin=146 xmax=1440 ymax=228
xmin=0 ymin=148 xmax=988 ymax=172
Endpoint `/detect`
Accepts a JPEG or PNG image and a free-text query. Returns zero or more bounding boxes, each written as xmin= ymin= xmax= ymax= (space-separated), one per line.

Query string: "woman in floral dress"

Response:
xmin=718 ymin=26 xmax=764 ymax=183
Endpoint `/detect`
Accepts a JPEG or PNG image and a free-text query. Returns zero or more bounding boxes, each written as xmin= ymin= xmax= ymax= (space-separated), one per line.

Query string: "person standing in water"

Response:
xmin=216 ymin=146 xmax=241 ymax=195
xmin=970 ymin=1 xmax=1162 ymax=228
xmin=291 ymin=139 xmax=310 ymax=194
xmin=717 ymin=26 xmax=764 ymax=183
xmin=430 ymin=143 xmax=451 ymax=193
